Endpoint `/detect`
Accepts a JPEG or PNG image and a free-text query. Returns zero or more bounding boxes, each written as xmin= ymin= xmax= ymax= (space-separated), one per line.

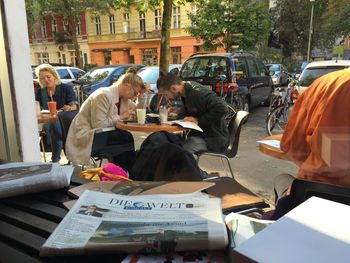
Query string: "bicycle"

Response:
xmin=265 ymin=85 xmax=295 ymax=136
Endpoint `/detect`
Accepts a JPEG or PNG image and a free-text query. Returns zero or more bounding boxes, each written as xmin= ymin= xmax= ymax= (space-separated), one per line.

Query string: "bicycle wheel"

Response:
xmin=225 ymin=103 xmax=237 ymax=126
xmin=228 ymin=94 xmax=249 ymax=112
xmin=266 ymin=104 xmax=293 ymax=136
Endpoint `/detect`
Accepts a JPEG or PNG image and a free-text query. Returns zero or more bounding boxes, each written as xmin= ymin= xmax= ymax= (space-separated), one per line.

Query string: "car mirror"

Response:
xmin=295 ymin=73 xmax=300 ymax=79
xmin=219 ymin=74 xmax=226 ymax=81
xmin=269 ymin=70 xmax=275 ymax=76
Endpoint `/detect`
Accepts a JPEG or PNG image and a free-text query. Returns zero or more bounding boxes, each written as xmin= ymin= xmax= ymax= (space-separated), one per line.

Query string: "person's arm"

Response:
xmin=62 ymin=84 xmax=78 ymax=111
xmin=194 ymin=91 xmax=228 ymax=127
xmin=90 ymin=93 xmax=116 ymax=128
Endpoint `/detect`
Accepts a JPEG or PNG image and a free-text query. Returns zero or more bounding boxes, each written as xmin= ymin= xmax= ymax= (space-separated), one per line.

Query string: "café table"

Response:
xmin=0 ymin=168 xmax=127 ymax=263
xmin=37 ymin=113 xmax=58 ymax=124
xmin=258 ymin=134 xmax=291 ymax=161
xmin=116 ymin=121 xmax=186 ymax=133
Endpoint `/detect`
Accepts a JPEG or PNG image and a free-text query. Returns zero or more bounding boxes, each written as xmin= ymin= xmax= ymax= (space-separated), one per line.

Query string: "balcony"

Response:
xmin=127 ymin=29 xmax=161 ymax=41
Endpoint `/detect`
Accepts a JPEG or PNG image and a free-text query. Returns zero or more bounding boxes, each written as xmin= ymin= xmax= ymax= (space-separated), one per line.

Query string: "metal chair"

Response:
xmin=195 ymin=110 xmax=249 ymax=179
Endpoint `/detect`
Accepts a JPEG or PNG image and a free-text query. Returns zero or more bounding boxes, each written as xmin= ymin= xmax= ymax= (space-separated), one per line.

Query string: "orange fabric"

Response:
xmin=281 ymin=69 xmax=350 ymax=187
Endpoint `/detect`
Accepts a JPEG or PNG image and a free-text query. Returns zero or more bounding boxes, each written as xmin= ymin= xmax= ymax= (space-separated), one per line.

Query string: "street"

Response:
xmin=132 ymin=104 xmax=298 ymax=205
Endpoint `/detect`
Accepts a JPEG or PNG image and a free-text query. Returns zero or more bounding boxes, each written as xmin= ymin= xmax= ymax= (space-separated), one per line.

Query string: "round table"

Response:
xmin=37 ymin=113 xmax=58 ymax=124
xmin=116 ymin=121 xmax=186 ymax=133
xmin=258 ymin=134 xmax=290 ymax=160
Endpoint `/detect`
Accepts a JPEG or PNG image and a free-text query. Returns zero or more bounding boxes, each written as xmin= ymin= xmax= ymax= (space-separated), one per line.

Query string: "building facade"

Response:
xmin=29 ymin=3 xmax=203 ymax=68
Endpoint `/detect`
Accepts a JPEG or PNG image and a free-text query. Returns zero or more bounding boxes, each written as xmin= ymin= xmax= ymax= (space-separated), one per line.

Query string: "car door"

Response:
xmin=245 ymin=56 xmax=265 ymax=106
xmin=255 ymin=58 xmax=273 ymax=101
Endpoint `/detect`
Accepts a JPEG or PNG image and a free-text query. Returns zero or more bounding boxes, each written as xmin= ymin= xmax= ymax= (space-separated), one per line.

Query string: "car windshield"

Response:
xmin=267 ymin=64 xmax=281 ymax=72
xmin=299 ymin=66 xmax=348 ymax=87
xmin=80 ymin=68 xmax=114 ymax=83
xmin=137 ymin=68 xmax=159 ymax=83
xmin=180 ymin=56 xmax=229 ymax=79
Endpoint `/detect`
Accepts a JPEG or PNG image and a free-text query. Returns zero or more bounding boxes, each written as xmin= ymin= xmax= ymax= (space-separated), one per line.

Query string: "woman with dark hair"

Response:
xmin=66 ymin=67 xmax=147 ymax=171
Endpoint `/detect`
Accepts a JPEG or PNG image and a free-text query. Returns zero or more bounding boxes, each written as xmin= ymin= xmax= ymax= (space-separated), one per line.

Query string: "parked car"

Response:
xmin=136 ymin=64 xmax=182 ymax=92
xmin=266 ymin=63 xmax=290 ymax=86
xmin=290 ymin=60 xmax=350 ymax=95
xmin=74 ymin=64 xmax=145 ymax=98
xmin=33 ymin=66 xmax=86 ymax=86
xmin=179 ymin=52 xmax=274 ymax=112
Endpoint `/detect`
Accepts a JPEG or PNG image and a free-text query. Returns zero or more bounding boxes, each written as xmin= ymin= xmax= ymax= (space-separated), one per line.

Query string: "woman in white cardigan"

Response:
xmin=66 ymin=67 xmax=146 ymax=171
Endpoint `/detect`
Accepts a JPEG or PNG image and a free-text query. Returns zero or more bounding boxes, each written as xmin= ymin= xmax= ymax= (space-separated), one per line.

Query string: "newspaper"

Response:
xmin=40 ymin=190 xmax=228 ymax=256
xmin=0 ymin=162 xmax=74 ymax=199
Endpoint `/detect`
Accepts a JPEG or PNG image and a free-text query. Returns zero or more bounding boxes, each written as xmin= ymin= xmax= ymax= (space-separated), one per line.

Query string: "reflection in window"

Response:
xmin=139 ymin=13 xmax=146 ymax=37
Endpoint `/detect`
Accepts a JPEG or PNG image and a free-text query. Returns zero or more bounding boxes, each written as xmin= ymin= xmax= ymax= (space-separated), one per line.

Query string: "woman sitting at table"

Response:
xmin=35 ymin=64 xmax=78 ymax=163
xmin=66 ymin=67 xmax=147 ymax=172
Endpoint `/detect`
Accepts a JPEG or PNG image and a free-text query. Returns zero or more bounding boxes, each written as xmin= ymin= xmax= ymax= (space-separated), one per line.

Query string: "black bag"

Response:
xmin=130 ymin=131 xmax=202 ymax=181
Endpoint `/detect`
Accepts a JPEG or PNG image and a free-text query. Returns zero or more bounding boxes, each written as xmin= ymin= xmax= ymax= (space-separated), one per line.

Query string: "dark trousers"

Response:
xmin=91 ymin=129 xmax=136 ymax=172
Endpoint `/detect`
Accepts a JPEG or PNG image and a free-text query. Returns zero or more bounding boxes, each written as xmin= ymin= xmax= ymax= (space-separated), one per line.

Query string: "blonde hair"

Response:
xmin=35 ymin=64 xmax=62 ymax=86
xmin=113 ymin=67 xmax=144 ymax=90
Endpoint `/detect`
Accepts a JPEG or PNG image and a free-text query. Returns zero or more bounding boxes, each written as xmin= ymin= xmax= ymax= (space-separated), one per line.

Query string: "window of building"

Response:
xmin=62 ymin=54 xmax=66 ymax=64
xmin=123 ymin=13 xmax=130 ymax=33
xmin=142 ymin=48 xmax=158 ymax=66
xmin=64 ymin=18 xmax=69 ymax=32
xmin=95 ymin=16 xmax=101 ymax=35
xmin=172 ymin=6 xmax=180 ymax=29
xmin=41 ymin=20 xmax=47 ymax=39
xmin=76 ymin=18 xmax=81 ymax=35
xmin=51 ymin=18 xmax=57 ymax=34
xmin=36 ymin=52 xmax=49 ymax=64
xmin=109 ymin=15 xmax=115 ymax=34
xmin=139 ymin=12 xmax=146 ymax=37
xmin=57 ymin=52 xmax=61 ymax=64
xmin=104 ymin=51 xmax=112 ymax=65
xmin=155 ymin=9 xmax=162 ymax=30
xmin=83 ymin=53 xmax=88 ymax=65
xmin=171 ymin=47 xmax=181 ymax=64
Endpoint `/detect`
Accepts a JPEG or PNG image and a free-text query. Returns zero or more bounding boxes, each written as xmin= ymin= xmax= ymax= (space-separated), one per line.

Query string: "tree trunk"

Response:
xmin=69 ymin=16 xmax=83 ymax=69
xmin=159 ymin=0 xmax=172 ymax=74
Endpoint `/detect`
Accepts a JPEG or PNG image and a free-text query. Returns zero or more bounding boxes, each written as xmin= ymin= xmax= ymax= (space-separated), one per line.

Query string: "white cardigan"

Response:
xmin=66 ymin=85 xmax=135 ymax=165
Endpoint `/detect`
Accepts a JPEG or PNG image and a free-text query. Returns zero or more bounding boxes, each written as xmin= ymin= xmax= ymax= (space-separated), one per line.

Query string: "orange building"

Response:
xmin=86 ymin=4 xmax=203 ymax=66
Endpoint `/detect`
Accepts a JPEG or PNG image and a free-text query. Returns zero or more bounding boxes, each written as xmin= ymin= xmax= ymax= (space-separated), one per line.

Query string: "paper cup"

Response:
xmin=136 ymin=109 xmax=146 ymax=124
xmin=48 ymin=101 xmax=57 ymax=116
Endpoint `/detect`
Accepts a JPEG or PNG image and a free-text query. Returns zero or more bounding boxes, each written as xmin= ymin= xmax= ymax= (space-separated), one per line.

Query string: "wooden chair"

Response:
xmin=195 ymin=110 xmax=249 ymax=179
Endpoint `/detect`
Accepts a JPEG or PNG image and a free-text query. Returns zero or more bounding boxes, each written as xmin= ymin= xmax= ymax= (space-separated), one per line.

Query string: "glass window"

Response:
xmin=142 ymin=48 xmax=158 ymax=66
xmin=139 ymin=13 xmax=145 ymax=37
xmin=71 ymin=68 xmax=85 ymax=79
xmin=180 ymin=56 xmax=229 ymax=79
xmin=171 ymin=47 xmax=181 ymax=64
xmin=123 ymin=13 xmax=130 ymax=33
xmin=256 ymin=59 xmax=268 ymax=77
xmin=41 ymin=20 xmax=47 ymax=39
xmin=246 ymin=57 xmax=259 ymax=77
xmin=109 ymin=15 xmax=115 ymax=34
xmin=172 ymin=6 xmax=180 ymax=29
xmin=51 ymin=18 xmax=57 ymax=34
xmin=76 ymin=19 xmax=81 ymax=35
xmin=36 ymin=52 xmax=49 ymax=64
xmin=155 ymin=9 xmax=162 ymax=30
xmin=95 ymin=16 xmax=101 ymax=35
xmin=57 ymin=69 xmax=71 ymax=79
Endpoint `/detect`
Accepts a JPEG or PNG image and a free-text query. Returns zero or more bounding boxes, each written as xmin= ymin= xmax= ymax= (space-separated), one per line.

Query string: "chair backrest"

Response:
xmin=58 ymin=110 xmax=79 ymax=153
xmin=225 ymin=110 xmax=249 ymax=158
xmin=289 ymin=178 xmax=350 ymax=209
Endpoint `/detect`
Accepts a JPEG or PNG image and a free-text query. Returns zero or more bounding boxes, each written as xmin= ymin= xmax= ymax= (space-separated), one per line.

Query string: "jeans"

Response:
xmin=44 ymin=121 xmax=63 ymax=162
xmin=182 ymin=135 xmax=208 ymax=154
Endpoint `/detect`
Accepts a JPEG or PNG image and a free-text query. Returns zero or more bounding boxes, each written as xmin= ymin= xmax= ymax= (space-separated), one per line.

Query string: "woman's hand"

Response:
xmin=62 ymin=104 xmax=77 ymax=111
xmin=119 ymin=109 xmax=135 ymax=120
xmin=183 ymin=116 xmax=198 ymax=124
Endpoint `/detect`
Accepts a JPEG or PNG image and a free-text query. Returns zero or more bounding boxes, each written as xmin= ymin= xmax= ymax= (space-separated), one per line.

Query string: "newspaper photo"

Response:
xmin=0 ymin=162 xmax=74 ymax=199
xmin=40 ymin=190 xmax=228 ymax=256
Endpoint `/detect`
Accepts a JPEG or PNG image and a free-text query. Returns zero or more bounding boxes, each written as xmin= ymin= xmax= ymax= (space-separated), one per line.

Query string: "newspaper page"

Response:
xmin=40 ymin=190 xmax=228 ymax=256
xmin=0 ymin=162 xmax=74 ymax=199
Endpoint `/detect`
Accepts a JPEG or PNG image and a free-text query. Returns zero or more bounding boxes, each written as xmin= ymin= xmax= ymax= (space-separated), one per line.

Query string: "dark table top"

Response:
xmin=0 ymin=169 xmax=127 ymax=263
